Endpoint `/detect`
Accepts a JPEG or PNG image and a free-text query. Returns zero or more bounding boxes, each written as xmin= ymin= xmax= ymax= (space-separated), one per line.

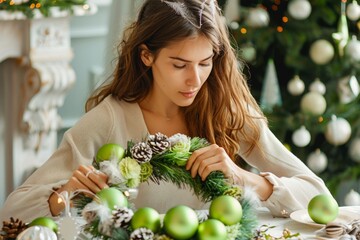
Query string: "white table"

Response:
xmin=257 ymin=206 xmax=360 ymax=239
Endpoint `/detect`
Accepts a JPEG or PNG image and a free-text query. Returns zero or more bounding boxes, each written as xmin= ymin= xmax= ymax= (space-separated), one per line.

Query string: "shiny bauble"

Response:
xmin=300 ymin=92 xmax=326 ymax=116
xmin=291 ymin=126 xmax=311 ymax=147
xmin=344 ymin=189 xmax=360 ymax=206
xmin=96 ymin=187 xmax=128 ymax=210
xmin=29 ymin=217 xmax=58 ymax=233
xmin=163 ymin=205 xmax=199 ymax=240
xmin=288 ymin=0 xmax=312 ymax=20
xmin=345 ymin=36 xmax=360 ymax=62
xmin=349 ymin=138 xmax=360 ymax=162
xmin=131 ymin=207 xmax=161 ymax=233
xmin=346 ymin=1 xmax=360 ymax=21
xmin=209 ymin=195 xmax=242 ymax=226
xmin=287 ymin=75 xmax=305 ymax=96
xmin=245 ymin=7 xmax=270 ymax=28
xmin=17 ymin=226 xmax=58 ymax=240
xmin=309 ymin=39 xmax=334 ymax=65
xmin=197 ymin=219 xmax=227 ymax=240
xmin=306 ymin=149 xmax=328 ymax=173
xmin=240 ymin=44 xmax=256 ymax=62
xmin=308 ymin=194 xmax=339 ymax=224
xmin=96 ymin=143 xmax=125 ymax=162
xmin=309 ymin=78 xmax=326 ymax=95
xmin=324 ymin=116 xmax=352 ymax=146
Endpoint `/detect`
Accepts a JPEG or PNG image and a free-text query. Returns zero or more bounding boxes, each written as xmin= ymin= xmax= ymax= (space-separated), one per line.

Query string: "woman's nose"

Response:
xmin=186 ymin=66 xmax=201 ymax=86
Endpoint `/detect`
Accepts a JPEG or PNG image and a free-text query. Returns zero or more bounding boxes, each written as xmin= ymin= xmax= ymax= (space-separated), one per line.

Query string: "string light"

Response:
xmin=277 ymin=26 xmax=283 ymax=32
xmin=318 ymin=116 xmax=324 ymax=123
xmin=240 ymin=27 xmax=247 ymax=34
xmin=29 ymin=3 xmax=35 ymax=9
xmin=282 ymin=16 xmax=288 ymax=23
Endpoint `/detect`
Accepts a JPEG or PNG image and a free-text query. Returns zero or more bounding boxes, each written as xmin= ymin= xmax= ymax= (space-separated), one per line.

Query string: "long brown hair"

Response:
xmin=86 ymin=0 xmax=265 ymax=159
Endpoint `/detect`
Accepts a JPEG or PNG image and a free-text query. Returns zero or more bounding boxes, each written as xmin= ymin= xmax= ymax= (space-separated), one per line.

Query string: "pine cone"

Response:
xmin=147 ymin=133 xmax=170 ymax=155
xmin=112 ymin=206 xmax=134 ymax=228
xmin=130 ymin=227 xmax=154 ymax=240
xmin=1 ymin=217 xmax=28 ymax=240
xmin=130 ymin=142 xmax=153 ymax=163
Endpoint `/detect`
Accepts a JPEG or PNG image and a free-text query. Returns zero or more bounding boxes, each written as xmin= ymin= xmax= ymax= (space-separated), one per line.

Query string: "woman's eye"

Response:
xmin=173 ymin=64 xmax=186 ymax=69
xmin=200 ymin=63 xmax=211 ymax=67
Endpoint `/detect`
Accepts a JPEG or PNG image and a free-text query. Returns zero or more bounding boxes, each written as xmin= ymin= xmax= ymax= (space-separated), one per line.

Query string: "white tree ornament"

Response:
xmin=300 ymin=92 xmax=327 ymax=116
xmin=309 ymin=39 xmax=335 ymax=65
xmin=337 ymin=75 xmax=360 ymax=104
xmin=345 ymin=35 xmax=360 ymax=62
xmin=344 ymin=189 xmax=360 ymax=206
xmin=245 ymin=7 xmax=270 ymax=28
xmin=287 ymin=75 xmax=305 ymax=96
xmin=306 ymin=149 xmax=328 ymax=174
xmin=325 ymin=115 xmax=352 ymax=146
xmin=292 ymin=125 xmax=311 ymax=147
xmin=346 ymin=0 xmax=360 ymax=21
xmin=309 ymin=78 xmax=326 ymax=95
xmin=288 ymin=0 xmax=312 ymax=20
xmin=349 ymin=137 xmax=360 ymax=162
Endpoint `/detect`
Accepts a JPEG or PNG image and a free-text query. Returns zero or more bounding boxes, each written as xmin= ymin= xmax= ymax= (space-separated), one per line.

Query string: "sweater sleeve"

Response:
xmin=0 ymin=98 xmax=116 ymax=223
xmin=242 ymin=119 xmax=331 ymax=217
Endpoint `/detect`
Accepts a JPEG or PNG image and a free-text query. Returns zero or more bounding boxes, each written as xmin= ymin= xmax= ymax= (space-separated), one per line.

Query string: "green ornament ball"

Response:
xmin=29 ymin=217 xmax=58 ymax=233
xmin=131 ymin=207 xmax=161 ymax=233
xmin=197 ymin=219 xmax=227 ymax=240
xmin=209 ymin=195 xmax=242 ymax=226
xmin=96 ymin=187 xmax=128 ymax=210
xmin=308 ymin=194 xmax=339 ymax=224
xmin=163 ymin=205 xmax=199 ymax=240
xmin=96 ymin=143 xmax=125 ymax=163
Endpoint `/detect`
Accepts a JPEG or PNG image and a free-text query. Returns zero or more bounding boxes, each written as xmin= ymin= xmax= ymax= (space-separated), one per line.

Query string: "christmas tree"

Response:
xmin=221 ymin=0 xmax=360 ymax=203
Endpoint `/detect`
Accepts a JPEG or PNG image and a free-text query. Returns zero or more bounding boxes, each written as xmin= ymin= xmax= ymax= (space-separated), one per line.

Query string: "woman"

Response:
xmin=0 ymin=0 xmax=330 ymax=223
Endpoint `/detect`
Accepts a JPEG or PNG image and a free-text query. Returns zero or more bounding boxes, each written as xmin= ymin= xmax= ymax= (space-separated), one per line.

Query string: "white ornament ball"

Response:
xmin=346 ymin=1 xmax=360 ymax=21
xmin=306 ymin=149 xmax=328 ymax=173
xmin=245 ymin=7 xmax=270 ymax=28
xmin=287 ymin=75 xmax=305 ymax=96
xmin=349 ymin=138 xmax=360 ymax=162
xmin=309 ymin=78 xmax=326 ymax=95
xmin=292 ymin=126 xmax=311 ymax=147
xmin=241 ymin=44 xmax=256 ymax=62
xmin=229 ymin=21 xmax=239 ymax=30
xmin=309 ymin=39 xmax=335 ymax=65
xmin=300 ymin=92 xmax=327 ymax=116
xmin=288 ymin=0 xmax=312 ymax=20
xmin=17 ymin=226 xmax=58 ymax=240
xmin=345 ymin=35 xmax=360 ymax=62
xmin=344 ymin=189 xmax=360 ymax=206
xmin=325 ymin=116 xmax=352 ymax=146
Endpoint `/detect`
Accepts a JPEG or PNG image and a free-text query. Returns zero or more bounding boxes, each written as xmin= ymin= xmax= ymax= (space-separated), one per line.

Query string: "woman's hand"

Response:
xmin=62 ymin=165 xmax=109 ymax=195
xmin=185 ymin=144 xmax=239 ymax=182
xmin=49 ymin=165 xmax=109 ymax=216
xmin=185 ymin=144 xmax=273 ymax=200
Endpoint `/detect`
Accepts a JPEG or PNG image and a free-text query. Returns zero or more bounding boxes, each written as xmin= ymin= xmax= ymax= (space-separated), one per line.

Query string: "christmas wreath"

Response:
xmin=75 ymin=132 xmax=258 ymax=239
xmin=0 ymin=133 xmax=259 ymax=240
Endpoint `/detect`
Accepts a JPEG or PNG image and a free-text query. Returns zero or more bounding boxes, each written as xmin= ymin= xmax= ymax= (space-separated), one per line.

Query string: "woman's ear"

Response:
xmin=140 ymin=44 xmax=153 ymax=67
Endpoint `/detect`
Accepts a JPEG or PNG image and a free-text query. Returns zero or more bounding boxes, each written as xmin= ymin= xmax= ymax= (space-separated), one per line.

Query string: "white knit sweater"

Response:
xmin=0 ymin=96 xmax=330 ymax=222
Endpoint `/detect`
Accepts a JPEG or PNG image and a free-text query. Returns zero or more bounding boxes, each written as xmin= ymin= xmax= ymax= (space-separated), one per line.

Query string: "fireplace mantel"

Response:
xmin=0 ymin=8 xmax=96 ymax=201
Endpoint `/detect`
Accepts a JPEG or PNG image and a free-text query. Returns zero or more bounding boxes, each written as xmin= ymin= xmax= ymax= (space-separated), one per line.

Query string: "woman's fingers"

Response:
xmin=77 ymin=165 xmax=109 ymax=190
xmin=73 ymin=170 xmax=102 ymax=193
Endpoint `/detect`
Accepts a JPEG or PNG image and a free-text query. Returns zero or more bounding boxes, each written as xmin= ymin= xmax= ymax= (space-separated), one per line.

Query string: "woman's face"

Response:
xmin=143 ymin=35 xmax=214 ymax=107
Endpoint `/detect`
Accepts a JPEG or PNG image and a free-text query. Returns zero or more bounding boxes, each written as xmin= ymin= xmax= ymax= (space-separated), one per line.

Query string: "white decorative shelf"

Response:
xmin=0 ymin=5 xmax=97 ymax=195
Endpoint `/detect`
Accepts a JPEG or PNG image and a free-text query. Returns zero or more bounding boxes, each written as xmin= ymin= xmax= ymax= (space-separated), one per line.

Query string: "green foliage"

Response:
xmin=228 ymin=0 xmax=360 ymax=197
xmin=0 ymin=0 xmax=87 ymax=18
